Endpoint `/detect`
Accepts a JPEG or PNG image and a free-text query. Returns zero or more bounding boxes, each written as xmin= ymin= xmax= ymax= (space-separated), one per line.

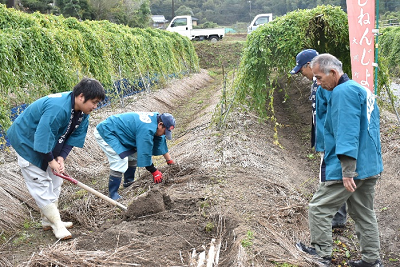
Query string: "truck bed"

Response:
xmin=190 ymin=28 xmax=225 ymax=37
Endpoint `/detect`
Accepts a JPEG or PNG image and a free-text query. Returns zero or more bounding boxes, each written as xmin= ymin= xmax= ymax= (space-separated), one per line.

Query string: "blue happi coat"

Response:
xmin=324 ymin=78 xmax=383 ymax=181
xmin=314 ymin=85 xmax=331 ymax=152
xmin=7 ymin=92 xmax=89 ymax=170
xmin=96 ymin=112 xmax=168 ymax=167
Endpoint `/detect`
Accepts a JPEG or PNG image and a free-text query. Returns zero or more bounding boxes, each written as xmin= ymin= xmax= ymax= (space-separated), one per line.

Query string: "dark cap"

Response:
xmin=290 ymin=49 xmax=319 ymax=74
xmin=160 ymin=113 xmax=175 ymax=140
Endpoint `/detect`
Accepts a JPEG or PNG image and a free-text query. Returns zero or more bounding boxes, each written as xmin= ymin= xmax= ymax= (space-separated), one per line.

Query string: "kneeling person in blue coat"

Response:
xmin=7 ymin=78 xmax=106 ymax=240
xmin=94 ymin=112 xmax=176 ymax=200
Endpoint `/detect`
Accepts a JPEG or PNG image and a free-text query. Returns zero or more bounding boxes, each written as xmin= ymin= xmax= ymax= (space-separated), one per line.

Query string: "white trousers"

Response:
xmin=17 ymin=154 xmax=62 ymax=209
xmin=94 ymin=128 xmax=136 ymax=173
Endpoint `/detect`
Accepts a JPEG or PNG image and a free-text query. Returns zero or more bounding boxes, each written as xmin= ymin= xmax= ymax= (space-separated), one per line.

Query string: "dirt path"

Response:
xmin=0 ymin=70 xmax=399 ymax=266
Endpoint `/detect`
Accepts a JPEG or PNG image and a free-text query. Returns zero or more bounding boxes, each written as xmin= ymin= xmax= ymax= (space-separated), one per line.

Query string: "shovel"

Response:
xmin=53 ymin=170 xmax=127 ymax=211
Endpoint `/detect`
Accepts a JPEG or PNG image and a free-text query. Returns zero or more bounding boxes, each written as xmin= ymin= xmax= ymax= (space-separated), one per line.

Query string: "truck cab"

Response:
xmin=167 ymin=16 xmax=192 ymax=39
xmin=248 ymin=13 xmax=273 ymax=34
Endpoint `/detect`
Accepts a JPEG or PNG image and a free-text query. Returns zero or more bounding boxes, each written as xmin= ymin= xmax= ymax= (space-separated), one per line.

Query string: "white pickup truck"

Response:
xmin=166 ymin=15 xmax=225 ymax=42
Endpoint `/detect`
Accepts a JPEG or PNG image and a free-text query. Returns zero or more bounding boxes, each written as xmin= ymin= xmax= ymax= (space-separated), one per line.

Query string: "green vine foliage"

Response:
xmin=0 ymin=4 xmax=199 ymax=134
xmin=379 ymin=27 xmax=400 ymax=78
xmin=233 ymin=5 xmax=351 ymax=121
xmin=232 ymin=4 xmax=395 ymax=127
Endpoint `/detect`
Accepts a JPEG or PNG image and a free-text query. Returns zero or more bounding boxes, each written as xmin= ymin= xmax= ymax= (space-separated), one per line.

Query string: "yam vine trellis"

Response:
xmin=0 ymin=4 xmax=199 ymax=147
xmin=218 ymin=5 xmax=395 ymax=139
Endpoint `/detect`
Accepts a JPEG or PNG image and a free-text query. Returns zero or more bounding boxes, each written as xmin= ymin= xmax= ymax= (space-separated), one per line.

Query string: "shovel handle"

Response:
xmin=53 ymin=171 xmax=127 ymax=211
xmin=54 ymin=171 xmax=79 ymax=184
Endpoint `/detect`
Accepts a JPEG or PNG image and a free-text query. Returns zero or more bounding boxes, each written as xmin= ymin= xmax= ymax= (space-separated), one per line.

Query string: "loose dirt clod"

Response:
xmin=124 ymin=189 xmax=166 ymax=220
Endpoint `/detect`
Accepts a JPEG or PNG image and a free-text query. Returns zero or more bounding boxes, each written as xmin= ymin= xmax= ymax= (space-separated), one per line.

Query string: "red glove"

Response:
xmin=152 ymin=170 xmax=163 ymax=184
xmin=166 ymin=159 xmax=175 ymax=165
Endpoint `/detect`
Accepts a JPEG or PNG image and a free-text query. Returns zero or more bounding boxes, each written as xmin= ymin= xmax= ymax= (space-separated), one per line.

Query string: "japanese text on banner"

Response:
xmin=347 ymin=0 xmax=375 ymax=92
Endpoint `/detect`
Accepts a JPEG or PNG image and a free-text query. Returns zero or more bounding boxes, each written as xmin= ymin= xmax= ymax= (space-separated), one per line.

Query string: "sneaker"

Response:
xmin=348 ymin=260 xmax=383 ymax=267
xmin=123 ymin=181 xmax=134 ymax=188
xmin=296 ymin=242 xmax=318 ymax=256
xmin=296 ymin=242 xmax=332 ymax=266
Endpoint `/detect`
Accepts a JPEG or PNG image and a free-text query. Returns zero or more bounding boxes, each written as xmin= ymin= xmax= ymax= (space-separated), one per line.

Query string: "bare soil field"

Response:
xmin=0 ymin=67 xmax=399 ymax=267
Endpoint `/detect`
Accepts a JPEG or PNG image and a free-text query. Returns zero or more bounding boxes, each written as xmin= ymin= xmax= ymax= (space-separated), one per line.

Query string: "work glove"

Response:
xmin=166 ymin=159 xmax=175 ymax=165
xmin=152 ymin=170 xmax=163 ymax=184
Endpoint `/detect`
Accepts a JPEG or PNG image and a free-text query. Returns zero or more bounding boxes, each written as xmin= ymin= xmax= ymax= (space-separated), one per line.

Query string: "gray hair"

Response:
xmin=310 ymin=53 xmax=343 ymax=75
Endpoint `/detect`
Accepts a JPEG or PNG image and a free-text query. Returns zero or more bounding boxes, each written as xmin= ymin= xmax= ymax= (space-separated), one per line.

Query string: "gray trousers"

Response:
xmin=309 ymin=176 xmax=380 ymax=262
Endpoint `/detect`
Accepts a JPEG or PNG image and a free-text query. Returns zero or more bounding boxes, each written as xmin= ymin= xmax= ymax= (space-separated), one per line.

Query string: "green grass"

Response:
xmin=241 ymin=230 xmax=254 ymax=248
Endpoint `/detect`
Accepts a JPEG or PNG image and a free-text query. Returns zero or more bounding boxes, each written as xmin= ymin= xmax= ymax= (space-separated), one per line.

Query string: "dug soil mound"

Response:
xmin=0 ymin=70 xmax=399 ymax=267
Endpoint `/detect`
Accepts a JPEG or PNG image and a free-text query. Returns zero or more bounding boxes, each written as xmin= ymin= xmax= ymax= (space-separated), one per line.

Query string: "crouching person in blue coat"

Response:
xmin=7 ymin=78 xmax=106 ymax=240
xmin=94 ymin=112 xmax=176 ymax=200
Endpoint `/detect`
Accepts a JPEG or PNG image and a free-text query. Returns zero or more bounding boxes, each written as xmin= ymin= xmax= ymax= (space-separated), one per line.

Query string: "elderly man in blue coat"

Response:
xmin=296 ymin=54 xmax=383 ymax=267
xmin=7 ymin=78 xmax=106 ymax=240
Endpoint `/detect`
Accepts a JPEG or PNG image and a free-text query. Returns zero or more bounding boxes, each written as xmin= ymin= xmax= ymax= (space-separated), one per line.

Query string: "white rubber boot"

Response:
xmin=40 ymin=202 xmax=72 ymax=240
xmin=41 ymin=200 xmax=73 ymax=231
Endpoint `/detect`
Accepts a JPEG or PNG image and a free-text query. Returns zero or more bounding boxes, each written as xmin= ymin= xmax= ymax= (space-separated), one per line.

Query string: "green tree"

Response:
xmin=6 ymin=0 xmax=15 ymax=8
xmin=88 ymin=0 xmax=150 ymax=28
xmin=298 ymin=0 xmax=307 ymax=10
xmin=218 ymin=0 xmax=247 ymax=24
xmin=88 ymin=0 xmax=118 ymax=20
xmin=150 ymin=0 xmax=172 ymax=20
xmin=203 ymin=0 xmax=215 ymax=11
xmin=63 ymin=0 xmax=81 ymax=17
xmin=19 ymin=0 xmax=55 ymax=13
xmin=57 ymin=0 xmax=93 ymax=20
xmin=175 ymin=5 xmax=193 ymax=16
xmin=383 ymin=0 xmax=400 ymax=12
xmin=128 ymin=0 xmax=151 ymax=28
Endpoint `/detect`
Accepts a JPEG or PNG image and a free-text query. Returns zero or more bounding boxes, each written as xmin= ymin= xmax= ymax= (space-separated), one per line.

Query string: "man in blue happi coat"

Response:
xmin=94 ymin=112 xmax=176 ymax=200
xmin=7 ymin=78 xmax=106 ymax=240
xmin=291 ymin=49 xmax=347 ymax=229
